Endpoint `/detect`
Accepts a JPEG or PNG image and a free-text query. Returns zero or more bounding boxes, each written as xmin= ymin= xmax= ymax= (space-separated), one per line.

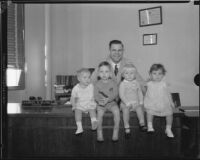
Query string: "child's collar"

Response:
xmin=78 ymin=83 xmax=90 ymax=89
xmin=123 ymin=79 xmax=137 ymax=83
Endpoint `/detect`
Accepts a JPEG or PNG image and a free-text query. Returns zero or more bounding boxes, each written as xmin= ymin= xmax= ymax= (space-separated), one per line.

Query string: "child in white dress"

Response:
xmin=119 ymin=63 xmax=147 ymax=138
xmin=70 ymin=68 xmax=98 ymax=135
xmin=144 ymin=64 xmax=175 ymax=138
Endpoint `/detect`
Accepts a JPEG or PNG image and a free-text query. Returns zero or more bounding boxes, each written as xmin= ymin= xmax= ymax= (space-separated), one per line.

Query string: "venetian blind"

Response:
xmin=7 ymin=3 xmax=25 ymax=90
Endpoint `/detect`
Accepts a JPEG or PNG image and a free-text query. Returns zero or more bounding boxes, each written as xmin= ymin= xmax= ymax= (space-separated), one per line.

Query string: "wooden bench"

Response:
xmin=7 ymin=103 xmax=184 ymax=158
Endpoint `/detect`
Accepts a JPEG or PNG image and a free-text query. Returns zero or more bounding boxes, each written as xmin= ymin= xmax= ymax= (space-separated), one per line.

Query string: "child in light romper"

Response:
xmin=144 ymin=64 xmax=175 ymax=138
xmin=119 ymin=63 xmax=147 ymax=138
xmin=94 ymin=61 xmax=120 ymax=142
xmin=70 ymin=68 xmax=98 ymax=135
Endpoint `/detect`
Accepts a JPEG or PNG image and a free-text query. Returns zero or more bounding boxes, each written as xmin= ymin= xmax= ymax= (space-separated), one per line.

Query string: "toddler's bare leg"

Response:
xmin=136 ymin=106 xmax=147 ymax=131
xmin=89 ymin=109 xmax=98 ymax=130
xmin=147 ymin=113 xmax=154 ymax=132
xmin=110 ymin=105 xmax=120 ymax=141
xmin=165 ymin=115 xmax=174 ymax=138
xmin=166 ymin=115 xmax=173 ymax=126
xmin=75 ymin=109 xmax=83 ymax=134
xmin=135 ymin=106 xmax=145 ymax=126
xmin=121 ymin=104 xmax=130 ymax=133
xmin=97 ymin=107 xmax=105 ymax=141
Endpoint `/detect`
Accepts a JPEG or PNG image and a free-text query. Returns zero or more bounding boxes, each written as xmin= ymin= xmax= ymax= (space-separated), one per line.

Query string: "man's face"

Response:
xmin=109 ymin=43 xmax=124 ymax=64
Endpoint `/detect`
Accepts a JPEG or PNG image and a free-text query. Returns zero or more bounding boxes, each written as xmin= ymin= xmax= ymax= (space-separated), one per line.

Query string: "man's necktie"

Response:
xmin=114 ymin=65 xmax=118 ymax=76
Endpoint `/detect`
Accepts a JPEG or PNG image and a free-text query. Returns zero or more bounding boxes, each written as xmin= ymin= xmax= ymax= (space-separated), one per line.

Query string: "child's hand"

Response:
xmin=103 ymin=98 xmax=109 ymax=105
xmin=146 ymin=77 xmax=151 ymax=82
xmin=126 ymin=102 xmax=132 ymax=108
xmin=171 ymin=102 xmax=175 ymax=108
xmin=72 ymin=106 xmax=76 ymax=111
xmin=98 ymin=98 xmax=104 ymax=106
xmin=98 ymin=97 xmax=109 ymax=106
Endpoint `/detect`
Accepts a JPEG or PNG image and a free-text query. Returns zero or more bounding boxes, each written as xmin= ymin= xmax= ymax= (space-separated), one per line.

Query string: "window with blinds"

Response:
xmin=7 ymin=3 xmax=25 ymax=90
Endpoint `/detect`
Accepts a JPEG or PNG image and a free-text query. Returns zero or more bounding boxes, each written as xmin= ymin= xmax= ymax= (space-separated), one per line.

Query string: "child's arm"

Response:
xmin=94 ymin=83 xmax=105 ymax=106
xmin=136 ymin=71 xmax=146 ymax=94
xmin=106 ymin=81 xmax=118 ymax=103
xmin=70 ymin=96 xmax=76 ymax=111
xmin=119 ymin=82 xmax=129 ymax=106
xmin=168 ymin=92 xmax=175 ymax=108
xmin=137 ymin=83 xmax=144 ymax=106
xmin=99 ymin=91 xmax=109 ymax=98
xmin=70 ymin=86 xmax=78 ymax=111
xmin=165 ymin=83 xmax=175 ymax=108
xmin=90 ymin=84 xmax=96 ymax=102
xmin=93 ymin=83 xmax=100 ymax=102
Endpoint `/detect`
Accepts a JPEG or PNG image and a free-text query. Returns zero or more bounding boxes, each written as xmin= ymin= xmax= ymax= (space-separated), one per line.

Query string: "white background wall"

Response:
xmin=8 ymin=3 xmax=199 ymax=106
xmin=8 ymin=4 xmax=46 ymax=101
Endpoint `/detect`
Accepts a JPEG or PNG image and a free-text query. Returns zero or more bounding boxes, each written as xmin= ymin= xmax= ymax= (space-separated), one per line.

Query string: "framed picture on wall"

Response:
xmin=143 ymin=34 xmax=157 ymax=45
xmin=139 ymin=6 xmax=162 ymax=27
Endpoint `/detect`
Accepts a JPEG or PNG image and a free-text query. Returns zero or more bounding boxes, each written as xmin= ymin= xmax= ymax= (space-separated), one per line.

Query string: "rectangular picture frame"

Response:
xmin=143 ymin=33 xmax=157 ymax=45
xmin=139 ymin=6 xmax=162 ymax=27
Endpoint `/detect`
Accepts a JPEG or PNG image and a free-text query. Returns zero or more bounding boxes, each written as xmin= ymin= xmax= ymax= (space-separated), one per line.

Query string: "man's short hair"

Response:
xmin=109 ymin=40 xmax=124 ymax=49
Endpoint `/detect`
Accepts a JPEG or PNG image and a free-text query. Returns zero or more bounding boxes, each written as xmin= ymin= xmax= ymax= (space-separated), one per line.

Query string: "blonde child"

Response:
xmin=94 ymin=61 xmax=120 ymax=142
xmin=119 ymin=63 xmax=147 ymax=138
xmin=144 ymin=64 xmax=175 ymax=138
xmin=70 ymin=68 xmax=98 ymax=135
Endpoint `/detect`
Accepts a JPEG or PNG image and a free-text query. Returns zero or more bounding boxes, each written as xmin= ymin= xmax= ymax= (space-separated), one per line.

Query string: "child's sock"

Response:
xmin=91 ymin=117 xmax=98 ymax=130
xmin=97 ymin=130 xmax=104 ymax=141
xmin=165 ymin=125 xmax=174 ymax=138
xmin=112 ymin=128 xmax=119 ymax=141
xmin=147 ymin=122 xmax=154 ymax=132
xmin=75 ymin=121 xmax=83 ymax=134
xmin=124 ymin=124 xmax=130 ymax=129
xmin=138 ymin=115 xmax=145 ymax=126
xmin=124 ymin=124 xmax=130 ymax=133
xmin=166 ymin=124 xmax=172 ymax=130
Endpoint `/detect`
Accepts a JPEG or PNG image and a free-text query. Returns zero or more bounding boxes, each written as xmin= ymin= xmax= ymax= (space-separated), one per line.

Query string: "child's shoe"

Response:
xmin=91 ymin=120 xmax=98 ymax=131
xmin=125 ymin=128 xmax=130 ymax=133
xmin=165 ymin=128 xmax=174 ymax=138
xmin=75 ymin=127 xmax=83 ymax=135
xmin=97 ymin=130 xmax=104 ymax=142
xmin=139 ymin=125 xmax=147 ymax=132
xmin=112 ymin=128 xmax=119 ymax=142
xmin=124 ymin=128 xmax=131 ymax=139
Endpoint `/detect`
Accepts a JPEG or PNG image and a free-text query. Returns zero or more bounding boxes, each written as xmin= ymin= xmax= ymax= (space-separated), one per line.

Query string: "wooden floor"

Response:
xmin=6 ymin=106 xmax=199 ymax=159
